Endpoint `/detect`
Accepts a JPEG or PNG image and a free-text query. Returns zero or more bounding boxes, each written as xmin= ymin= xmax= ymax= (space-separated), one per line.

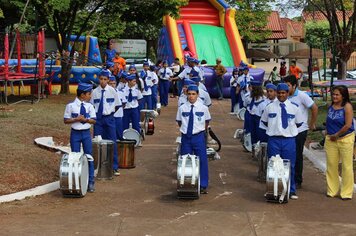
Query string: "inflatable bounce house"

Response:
xmin=158 ymin=0 xmax=264 ymax=97
xmin=0 ymin=29 xmax=103 ymax=96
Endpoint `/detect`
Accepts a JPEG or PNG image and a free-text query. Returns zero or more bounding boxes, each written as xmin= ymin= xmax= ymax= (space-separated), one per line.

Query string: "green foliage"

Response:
xmin=305 ymin=21 xmax=331 ymax=49
xmin=229 ymin=0 xmax=272 ymax=43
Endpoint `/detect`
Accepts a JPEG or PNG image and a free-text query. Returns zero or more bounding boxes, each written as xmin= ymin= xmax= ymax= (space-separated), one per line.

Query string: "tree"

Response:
xmin=278 ymin=0 xmax=355 ymax=79
xmin=305 ymin=21 xmax=331 ymax=49
xmin=226 ymin=0 xmax=272 ymax=47
xmin=1 ymin=0 xmax=186 ymax=94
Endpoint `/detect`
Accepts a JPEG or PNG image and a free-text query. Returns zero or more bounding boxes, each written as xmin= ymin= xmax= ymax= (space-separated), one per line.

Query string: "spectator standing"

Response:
xmin=213 ymin=58 xmax=227 ymax=100
xmin=325 ymin=85 xmax=355 ymax=200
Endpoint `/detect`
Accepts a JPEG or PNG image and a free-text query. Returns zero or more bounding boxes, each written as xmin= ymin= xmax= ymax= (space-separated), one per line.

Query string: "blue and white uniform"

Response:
xmin=122 ymin=85 xmax=143 ymax=133
xmin=64 ymin=97 xmax=96 ymax=186
xmin=230 ymin=74 xmax=238 ymax=112
xmin=114 ymin=89 xmax=126 ymax=140
xmin=237 ymin=73 xmax=253 ymax=109
xmin=177 ymin=66 xmax=204 ymax=94
xmin=158 ymin=67 xmax=173 ymax=106
xmin=176 ymin=99 xmax=211 ymax=189
xmin=288 ymin=88 xmax=315 ymax=186
xmin=90 ymin=83 xmax=120 ymax=171
xmin=139 ymin=70 xmax=154 ymax=110
xmin=150 ymin=68 xmax=159 ymax=109
xmin=260 ymin=96 xmax=303 ymax=194
xmin=247 ymin=96 xmax=266 ymax=145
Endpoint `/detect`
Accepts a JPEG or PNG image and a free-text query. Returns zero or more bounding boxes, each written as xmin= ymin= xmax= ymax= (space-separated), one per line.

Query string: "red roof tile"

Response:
xmin=303 ymin=10 xmax=353 ymax=22
xmin=267 ymin=31 xmax=286 ymax=40
xmin=267 ymin=11 xmax=283 ymax=31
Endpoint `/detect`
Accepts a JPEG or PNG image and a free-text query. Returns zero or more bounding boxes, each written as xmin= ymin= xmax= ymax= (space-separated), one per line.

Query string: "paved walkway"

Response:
xmin=1 ymin=98 xmax=356 ymax=236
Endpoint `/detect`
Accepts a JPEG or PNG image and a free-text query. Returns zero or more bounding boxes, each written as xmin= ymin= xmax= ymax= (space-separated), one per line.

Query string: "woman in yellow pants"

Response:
xmin=325 ymin=85 xmax=355 ymax=200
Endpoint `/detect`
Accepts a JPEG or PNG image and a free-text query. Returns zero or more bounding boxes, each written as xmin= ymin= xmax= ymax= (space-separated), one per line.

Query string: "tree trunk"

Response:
xmin=337 ymin=59 xmax=347 ymax=80
xmin=60 ymin=56 xmax=72 ymax=94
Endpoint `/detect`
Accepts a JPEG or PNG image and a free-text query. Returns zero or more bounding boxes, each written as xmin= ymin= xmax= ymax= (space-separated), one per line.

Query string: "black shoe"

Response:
xmin=290 ymin=192 xmax=298 ymax=200
xmin=88 ymin=182 xmax=95 ymax=193
xmin=341 ymin=197 xmax=352 ymax=201
xmin=200 ymin=187 xmax=208 ymax=194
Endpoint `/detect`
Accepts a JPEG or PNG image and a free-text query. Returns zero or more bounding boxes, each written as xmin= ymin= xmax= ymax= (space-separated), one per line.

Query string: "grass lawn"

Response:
xmin=0 ymin=94 xmax=77 ymax=195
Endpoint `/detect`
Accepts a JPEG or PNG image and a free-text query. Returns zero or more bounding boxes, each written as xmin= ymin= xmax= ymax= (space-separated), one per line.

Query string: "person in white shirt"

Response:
xmin=172 ymin=57 xmax=204 ymax=94
xmin=178 ymin=79 xmax=206 ymax=107
xmin=260 ymin=83 xmax=303 ymax=200
xmin=64 ymin=83 xmax=96 ymax=192
xmin=284 ymin=75 xmax=318 ymax=189
xmin=122 ymin=74 xmax=143 ymax=133
xmin=258 ymin=83 xmax=277 ymax=142
xmin=230 ymin=67 xmax=239 ymax=114
xmin=176 ymin=84 xmax=211 ymax=194
xmin=139 ymin=62 xmax=154 ymax=110
xmin=237 ymin=65 xmax=254 ymax=109
xmin=90 ymin=70 xmax=121 ymax=176
xmin=108 ymin=75 xmax=126 ymax=140
xmin=150 ymin=65 xmax=159 ymax=110
xmin=158 ymin=60 xmax=173 ymax=106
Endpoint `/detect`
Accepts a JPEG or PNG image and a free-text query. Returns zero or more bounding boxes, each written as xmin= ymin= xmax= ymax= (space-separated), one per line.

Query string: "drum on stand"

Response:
xmin=265 ymin=157 xmax=291 ymax=203
xmin=92 ymin=139 xmax=114 ymax=180
xmin=237 ymin=108 xmax=246 ymax=121
xmin=243 ymin=132 xmax=252 ymax=152
xmin=123 ymin=128 xmax=141 ymax=147
xmin=177 ymin=154 xmax=200 ymax=199
xmin=257 ymin=142 xmax=268 ymax=182
xmin=117 ymin=140 xmax=136 ymax=168
xmin=59 ymin=152 xmax=88 ymax=197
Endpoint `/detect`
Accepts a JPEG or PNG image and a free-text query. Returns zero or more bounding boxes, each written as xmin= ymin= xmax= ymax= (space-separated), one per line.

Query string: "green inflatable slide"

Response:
xmin=191 ymin=24 xmax=234 ymax=67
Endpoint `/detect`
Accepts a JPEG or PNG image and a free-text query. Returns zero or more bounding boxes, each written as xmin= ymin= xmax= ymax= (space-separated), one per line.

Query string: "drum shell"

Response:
xmin=59 ymin=153 xmax=88 ymax=197
xmin=92 ymin=139 xmax=114 ymax=180
xmin=146 ymin=118 xmax=154 ymax=135
xmin=265 ymin=159 xmax=291 ymax=202
xmin=118 ymin=140 xmax=136 ymax=168
xmin=177 ymin=155 xmax=200 ymax=199
xmin=123 ymin=128 xmax=141 ymax=147
xmin=257 ymin=143 xmax=268 ymax=182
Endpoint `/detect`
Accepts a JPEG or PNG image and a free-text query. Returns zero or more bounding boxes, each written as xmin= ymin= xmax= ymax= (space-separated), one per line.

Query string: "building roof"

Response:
xmin=303 ymin=10 xmax=353 ymax=22
xmin=266 ymin=11 xmax=286 ymax=40
xmin=281 ymin=18 xmax=304 ymax=39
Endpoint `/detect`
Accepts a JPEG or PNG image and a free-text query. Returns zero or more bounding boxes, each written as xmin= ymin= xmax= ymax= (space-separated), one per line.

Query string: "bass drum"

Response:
xmin=123 ymin=128 xmax=141 ymax=147
xmin=145 ymin=118 xmax=154 ymax=135
xmin=59 ymin=152 xmax=88 ymax=197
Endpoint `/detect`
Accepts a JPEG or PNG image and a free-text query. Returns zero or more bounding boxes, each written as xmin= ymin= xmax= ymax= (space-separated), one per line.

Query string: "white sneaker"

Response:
xmin=290 ymin=193 xmax=298 ymax=200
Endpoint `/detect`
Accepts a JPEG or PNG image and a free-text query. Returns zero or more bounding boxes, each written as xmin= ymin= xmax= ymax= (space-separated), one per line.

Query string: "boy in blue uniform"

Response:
xmin=90 ymin=70 xmax=121 ymax=176
xmin=176 ymin=84 xmax=212 ymax=194
xmin=260 ymin=83 xmax=303 ymax=199
xmin=122 ymin=74 xmax=143 ymax=133
xmin=140 ymin=62 xmax=154 ymax=110
xmin=158 ymin=60 xmax=173 ymax=106
xmin=64 ymin=83 xmax=97 ymax=192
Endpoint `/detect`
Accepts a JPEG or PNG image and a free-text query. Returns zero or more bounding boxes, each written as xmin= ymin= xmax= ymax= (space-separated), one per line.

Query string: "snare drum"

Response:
xmin=243 ymin=132 xmax=252 ymax=152
xmin=146 ymin=118 xmax=154 ymax=135
xmin=117 ymin=140 xmax=136 ymax=168
xmin=59 ymin=152 xmax=88 ymax=197
xmin=92 ymin=139 xmax=114 ymax=180
xmin=237 ymin=108 xmax=246 ymax=120
xmin=265 ymin=158 xmax=291 ymax=203
xmin=177 ymin=154 xmax=200 ymax=199
xmin=123 ymin=128 xmax=141 ymax=147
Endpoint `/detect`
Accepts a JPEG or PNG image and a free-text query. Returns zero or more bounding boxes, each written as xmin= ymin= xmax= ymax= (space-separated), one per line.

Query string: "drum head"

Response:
xmin=123 ymin=128 xmax=141 ymax=147
xmin=238 ymin=108 xmax=246 ymax=121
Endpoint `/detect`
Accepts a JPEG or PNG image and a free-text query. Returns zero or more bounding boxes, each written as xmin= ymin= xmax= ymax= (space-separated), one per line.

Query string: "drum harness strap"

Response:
xmin=271 ymin=155 xmax=288 ymax=203
xmin=67 ymin=153 xmax=82 ymax=190
xmin=179 ymin=154 xmax=197 ymax=186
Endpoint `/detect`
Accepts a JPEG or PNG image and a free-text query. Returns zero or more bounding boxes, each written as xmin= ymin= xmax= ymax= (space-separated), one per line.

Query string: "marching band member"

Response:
xmin=178 ymin=79 xmax=205 ymax=107
xmin=158 ymin=60 xmax=173 ymax=106
xmin=176 ymin=84 xmax=211 ymax=194
xmin=260 ymin=83 xmax=303 ymax=200
xmin=108 ymin=75 xmax=126 ymax=140
xmin=191 ymin=76 xmax=211 ymax=107
xmin=284 ymin=75 xmax=318 ymax=189
xmin=230 ymin=67 xmax=239 ymax=114
xmin=64 ymin=83 xmax=96 ymax=192
xmin=258 ymin=83 xmax=277 ymax=142
xmin=90 ymin=70 xmax=121 ymax=176
xmin=237 ymin=65 xmax=253 ymax=110
xmin=150 ymin=65 xmax=159 ymax=110
xmin=122 ymin=74 xmax=143 ymax=133
xmin=139 ymin=61 xmax=154 ymax=110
